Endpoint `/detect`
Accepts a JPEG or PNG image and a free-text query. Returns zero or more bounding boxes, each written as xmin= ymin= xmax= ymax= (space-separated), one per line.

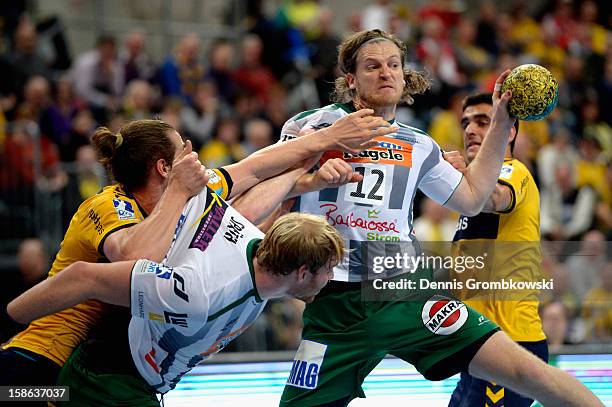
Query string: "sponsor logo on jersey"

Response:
xmin=173 ymin=272 xmax=189 ymax=302
xmin=367 ymin=232 xmax=400 ymax=241
xmin=368 ymin=209 xmax=381 ymax=218
xmin=321 ymin=204 xmax=400 ymax=233
xmin=164 ymin=311 xmax=189 ymax=328
xmin=343 ymin=149 xmax=404 ymax=162
xmin=144 ymin=347 xmax=160 ymax=373
xmin=421 ymin=295 xmax=468 ymax=335
xmin=224 ymin=216 xmax=245 ymax=244
xmin=190 ymin=192 xmax=227 ymax=252
xmin=172 ymin=214 xmax=186 ymax=243
xmin=146 ymin=262 xmax=173 ymax=280
xmin=310 ymin=122 xmax=332 ymax=130
xmin=286 ymin=340 xmax=327 ymax=390
xmin=113 ymin=199 xmax=136 ymax=220
xmin=320 ymin=137 xmax=413 ymax=167
xmin=149 ymin=312 xmax=163 ymax=321
xmin=499 ymin=165 xmax=514 ymax=180
xmin=206 ymin=169 xmax=226 ymax=197
xmin=280 ymin=134 xmax=296 ymax=142
xmin=137 ymin=291 xmax=145 ymax=318
xmin=88 ymin=209 xmax=104 ymax=235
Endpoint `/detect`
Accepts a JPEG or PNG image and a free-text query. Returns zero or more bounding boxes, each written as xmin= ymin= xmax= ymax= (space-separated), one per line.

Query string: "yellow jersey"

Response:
xmin=452 ymin=158 xmax=546 ymax=342
xmin=5 ymin=169 xmax=232 ymax=366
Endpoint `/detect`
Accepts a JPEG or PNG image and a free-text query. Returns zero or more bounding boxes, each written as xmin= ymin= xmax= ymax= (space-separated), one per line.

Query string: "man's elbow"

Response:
xmin=460 ymin=202 xmax=485 ymax=217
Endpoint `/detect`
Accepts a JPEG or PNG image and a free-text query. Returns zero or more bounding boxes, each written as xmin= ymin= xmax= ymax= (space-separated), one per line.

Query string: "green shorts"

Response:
xmin=57 ymin=342 xmax=159 ymax=407
xmin=280 ymin=280 xmax=498 ymax=406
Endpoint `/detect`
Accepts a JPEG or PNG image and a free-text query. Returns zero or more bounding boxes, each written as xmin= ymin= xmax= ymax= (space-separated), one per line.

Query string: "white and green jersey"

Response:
xmin=282 ymin=103 xmax=463 ymax=282
xmin=128 ymin=187 xmax=266 ymax=393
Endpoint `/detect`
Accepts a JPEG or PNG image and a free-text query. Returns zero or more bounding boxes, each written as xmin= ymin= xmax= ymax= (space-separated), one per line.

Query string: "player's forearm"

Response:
xmin=7 ymin=262 xmax=92 ymax=324
xmin=242 ymin=130 xmax=330 ymax=183
xmin=288 ymin=172 xmax=323 ymax=197
xmin=105 ymin=183 xmax=190 ymax=262
xmin=522 ymin=364 xmax=604 ymax=407
xmin=454 ymin=122 xmax=510 ymax=215
xmin=232 ymin=167 xmax=306 ymax=224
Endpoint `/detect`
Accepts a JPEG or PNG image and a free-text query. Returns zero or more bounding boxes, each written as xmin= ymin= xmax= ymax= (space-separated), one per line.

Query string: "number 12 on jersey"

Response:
xmin=344 ymin=166 xmax=387 ymax=206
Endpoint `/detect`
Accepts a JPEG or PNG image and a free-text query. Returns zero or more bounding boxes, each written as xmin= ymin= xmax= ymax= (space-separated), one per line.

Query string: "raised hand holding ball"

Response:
xmin=501 ymin=64 xmax=558 ymax=121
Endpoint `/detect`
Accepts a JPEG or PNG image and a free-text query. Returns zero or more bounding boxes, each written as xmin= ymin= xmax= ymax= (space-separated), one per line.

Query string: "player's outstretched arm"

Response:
xmin=233 ymin=158 xmax=362 ymax=224
xmin=223 ymin=109 xmax=398 ymax=198
xmin=470 ymin=331 xmax=604 ymax=406
xmin=444 ymin=71 xmax=516 ymax=216
xmin=7 ymin=260 xmax=136 ymax=325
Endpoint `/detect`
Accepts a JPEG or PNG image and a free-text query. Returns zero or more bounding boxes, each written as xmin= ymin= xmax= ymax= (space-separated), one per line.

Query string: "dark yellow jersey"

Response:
xmin=452 ymin=158 xmax=545 ymax=342
xmin=5 ymin=168 xmax=232 ymax=366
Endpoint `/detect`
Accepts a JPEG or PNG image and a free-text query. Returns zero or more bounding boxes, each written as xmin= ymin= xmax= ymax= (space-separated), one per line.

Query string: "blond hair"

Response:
xmin=331 ymin=29 xmax=430 ymax=105
xmin=257 ymin=213 xmax=344 ymax=276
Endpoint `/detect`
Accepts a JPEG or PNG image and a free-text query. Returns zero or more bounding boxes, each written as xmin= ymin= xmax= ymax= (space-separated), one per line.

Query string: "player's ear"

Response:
xmin=346 ymin=74 xmax=356 ymax=90
xmin=296 ymin=265 xmax=309 ymax=282
xmin=155 ymin=158 xmax=171 ymax=179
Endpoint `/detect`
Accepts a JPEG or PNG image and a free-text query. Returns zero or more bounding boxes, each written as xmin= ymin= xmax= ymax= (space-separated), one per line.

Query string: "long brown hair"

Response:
xmin=92 ymin=119 xmax=175 ymax=191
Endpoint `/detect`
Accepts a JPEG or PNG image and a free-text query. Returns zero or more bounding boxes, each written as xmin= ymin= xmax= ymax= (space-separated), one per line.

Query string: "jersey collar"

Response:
xmin=246 ymin=238 xmax=264 ymax=302
xmin=339 ymin=102 xmax=396 ymax=125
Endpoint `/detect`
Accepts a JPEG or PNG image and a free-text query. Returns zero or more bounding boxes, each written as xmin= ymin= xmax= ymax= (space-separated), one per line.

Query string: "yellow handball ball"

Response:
xmin=501 ymin=64 xmax=559 ymax=121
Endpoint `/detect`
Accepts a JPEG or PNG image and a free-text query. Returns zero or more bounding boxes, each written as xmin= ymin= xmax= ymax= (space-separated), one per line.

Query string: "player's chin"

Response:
xmin=299 ymin=295 xmax=316 ymax=304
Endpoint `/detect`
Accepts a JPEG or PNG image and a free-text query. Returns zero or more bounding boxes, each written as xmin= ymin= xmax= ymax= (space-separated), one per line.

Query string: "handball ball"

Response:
xmin=501 ymin=64 xmax=558 ymax=121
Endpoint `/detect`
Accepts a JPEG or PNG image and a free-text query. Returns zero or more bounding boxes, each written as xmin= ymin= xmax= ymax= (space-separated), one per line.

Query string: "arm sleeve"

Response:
xmin=130 ymin=260 xmax=207 ymax=327
xmin=207 ymin=167 xmax=233 ymax=200
xmin=89 ymin=195 xmax=142 ymax=256
xmin=418 ymin=142 xmax=463 ymax=205
xmin=495 ymin=163 xmax=529 ymax=214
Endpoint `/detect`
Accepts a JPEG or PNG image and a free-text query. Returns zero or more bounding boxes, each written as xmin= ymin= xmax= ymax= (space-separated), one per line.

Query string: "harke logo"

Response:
xmin=421 ymin=295 xmax=468 ymax=335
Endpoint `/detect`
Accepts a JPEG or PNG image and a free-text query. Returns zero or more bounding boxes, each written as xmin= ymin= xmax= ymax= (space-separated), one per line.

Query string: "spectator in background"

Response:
xmin=413 ymin=198 xmax=457 ymax=242
xmin=575 ymin=134 xmax=608 ymax=201
xmin=158 ymin=97 xmax=183 ymax=131
xmin=309 ymin=8 xmax=341 ymax=106
xmin=232 ymin=34 xmax=278 ymax=104
xmin=8 ymin=18 xmax=51 ymax=96
xmin=181 ymin=81 xmax=225 ymax=150
xmin=56 ymin=109 xmax=95 ymax=162
xmin=537 ymin=127 xmax=578 ymax=190
xmin=475 ymin=0 xmax=499 ymax=56
xmin=156 ymin=33 xmax=203 ymax=104
xmin=565 ymin=230 xmax=606 ymax=302
xmin=242 ymin=117 xmax=273 ymax=156
xmin=582 ymin=262 xmax=612 ymax=342
xmin=541 ymin=0 xmax=578 ymax=51
xmin=541 ymin=160 xmax=597 ymax=241
xmin=120 ymin=30 xmax=154 ymax=85
xmin=0 ymin=120 xmax=66 ymax=205
xmin=121 ymin=79 xmax=153 ymax=121
xmin=39 ymin=75 xmax=84 ymax=148
xmin=72 ymin=35 xmax=124 ymax=123
xmin=417 ymin=16 xmax=463 ymax=87
xmin=262 ymin=84 xmax=289 ymax=138
xmin=0 ymin=238 xmax=49 ymax=342
xmin=14 ymin=75 xmax=50 ymax=123
xmin=199 ymin=118 xmax=246 ymax=169
xmin=508 ymin=1 xmax=540 ymax=51
xmin=361 ymin=0 xmax=393 ymax=32
xmin=428 ymin=91 xmax=465 ymax=152
xmin=452 ymin=17 xmax=492 ymax=83
xmin=540 ymin=301 xmax=571 ymax=351
xmin=62 ymin=145 xmax=106 ymax=225
xmin=204 ymin=39 xmax=236 ymax=104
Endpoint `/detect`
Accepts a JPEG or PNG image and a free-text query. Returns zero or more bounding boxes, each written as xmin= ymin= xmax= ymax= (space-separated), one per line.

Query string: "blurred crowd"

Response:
xmin=0 ymin=0 xmax=610 ymax=350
